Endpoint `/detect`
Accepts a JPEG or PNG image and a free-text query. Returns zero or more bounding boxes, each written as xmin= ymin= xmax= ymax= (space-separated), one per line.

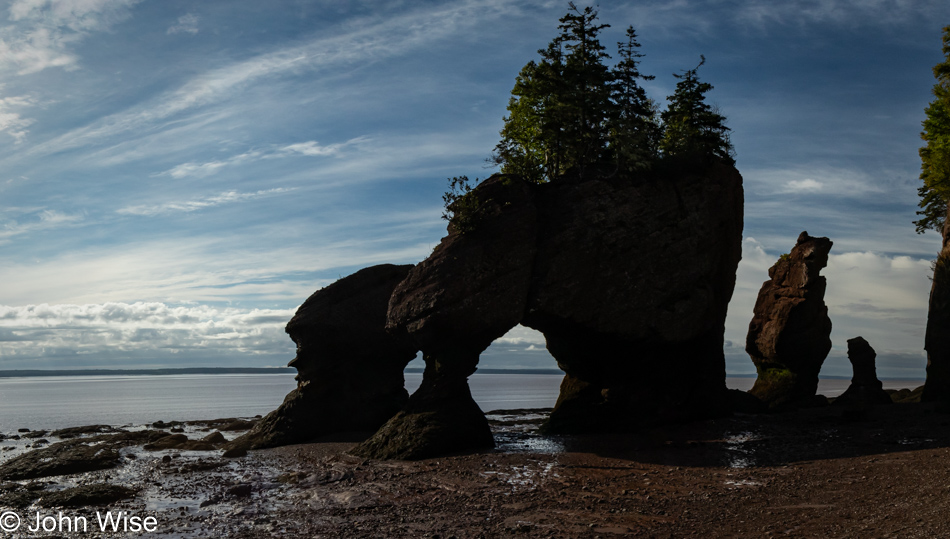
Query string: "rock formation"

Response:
xmin=353 ymin=163 xmax=744 ymax=459
xmin=834 ymin=337 xmax=892 ymax=407
xmin=230 ymin=264 xmax=418 ymax=450
xmin=746 ymin=231 xmax=833 ymax=409
xmin=923 ymin=202 xmax=950 ymax=403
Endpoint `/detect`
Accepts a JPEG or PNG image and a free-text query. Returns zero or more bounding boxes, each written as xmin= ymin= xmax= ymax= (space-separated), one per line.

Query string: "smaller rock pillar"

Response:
xmin=835 ymin=337 xmax=892 ymax=406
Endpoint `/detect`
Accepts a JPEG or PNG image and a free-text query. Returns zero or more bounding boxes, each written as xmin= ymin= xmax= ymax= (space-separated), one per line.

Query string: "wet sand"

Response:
xmin=4 ymin=402 xmax=950 ymax=537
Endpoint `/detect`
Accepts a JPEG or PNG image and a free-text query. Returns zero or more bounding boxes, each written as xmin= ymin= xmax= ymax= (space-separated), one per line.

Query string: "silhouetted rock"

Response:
xmin=356 ymin=164 xmax=743 ymax=458
xmin=834 ymin=337 xmax=892 ymax=407
xmin=746 ymin=232 xmax=833 ymax=409
xmin=526 ymin=167 xmax=742 ymax=433
xmin=923 ymin=203 xmax=950 ymax=403
xmin=229 ymin=264 xmax=418 ymax=451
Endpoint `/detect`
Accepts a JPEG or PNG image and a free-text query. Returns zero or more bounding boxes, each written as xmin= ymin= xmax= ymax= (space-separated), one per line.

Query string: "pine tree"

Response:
xmin=609 ymin=26 xmax=658 ymax=172
xmin=492 ymin=3 xmax=612 ymax=182
xmin=659 ymin=56 xmax=734 ymax=165
xmin=915 ymin=25 xmax=950 ymax=234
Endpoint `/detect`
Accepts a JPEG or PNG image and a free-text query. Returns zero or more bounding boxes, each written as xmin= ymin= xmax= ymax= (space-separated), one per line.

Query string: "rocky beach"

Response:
xmin=2 ymin=393 xmax=950 ymax=537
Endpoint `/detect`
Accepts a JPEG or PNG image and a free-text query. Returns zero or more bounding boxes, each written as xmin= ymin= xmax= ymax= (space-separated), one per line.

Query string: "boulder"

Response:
xmin=355 ymin=163 xmax=743 ymax=458
xmin=746 ymin=232 xmax=833 ymax=409
xmin=834 ymin=337 xmax=892 ymax=407
xmin=39 ymin=483 xmax=138 ymax=507
xmin=229 ymin=264 xmax=418 ymax=450
xmin=923 ymin=203 xmax=950 ymax=403
xmin=0 ymin=431 xmax=166 ymax=481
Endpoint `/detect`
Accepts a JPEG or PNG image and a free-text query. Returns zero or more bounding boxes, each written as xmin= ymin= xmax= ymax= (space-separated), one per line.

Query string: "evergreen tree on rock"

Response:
xmin=915 ymin=25 xmax=950 ymax=234
xmin=659 ymin=56 xmax=734 ymax=166
xmin=492 ymin=3 xmax=613 ymax=182
xmin=610 ymin=26 xmax=659 ymax=173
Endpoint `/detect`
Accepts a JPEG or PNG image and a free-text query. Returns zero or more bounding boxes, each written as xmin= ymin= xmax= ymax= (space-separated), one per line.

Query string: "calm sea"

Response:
xmin=0 ymin=373 xmax=925 ymax=432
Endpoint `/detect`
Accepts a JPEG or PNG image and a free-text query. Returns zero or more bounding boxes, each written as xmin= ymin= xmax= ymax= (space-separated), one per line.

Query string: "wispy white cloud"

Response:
xmin=614 ymin=0 xmax=947 ymax=36
xmin=0 ymin=92 xmax=35 ymax=142
xmin=752 ymin=167 xmax=887 ymax=197
xmin=732 ymin=0 xmax=947 ymax=28
xmin=0 ymin=0 xmax=142 ymax=75
xmin=116 ymin=187 xmax=294 ymax=216
xmin=0 ymin=212 xmax=439 ymax=306
xmin=26 ymin=0 xmax=534 ymax=154
xmin=783 ymin=178 xmax=823 ymax=192
xmin=166 ymin=13 xmax=198 ymax=35
xmin=492 ymin=325 xmax=546 ymax=346
xmin=153 ymin=136 xmax=370 ymax=179
xmin=0 ymin=301 xmax=296 ymax=362
xmin=0 ymin=207 xmax=83 ymax=242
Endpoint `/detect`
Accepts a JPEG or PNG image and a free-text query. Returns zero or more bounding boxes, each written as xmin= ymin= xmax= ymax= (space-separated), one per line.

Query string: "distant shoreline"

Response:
xmin=0 ymin=367 xmax=925 ymax=381
xmin=0 ymin=367 xmax=297 ymax=378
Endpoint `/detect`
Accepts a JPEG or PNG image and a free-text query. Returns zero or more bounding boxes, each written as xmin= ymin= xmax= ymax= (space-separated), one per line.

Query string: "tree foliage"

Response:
xmin=659 ymin=56 xmax=734 ymax=165
xmin=611 ymin=26 xmax=659 ymax=173
xmin=488 ymin=4 xmax=733 ymax=186
xmin=492 ymin=3 xmax=614 ymax=182
xmin=915 ymin=25 xmax=950 ymax=234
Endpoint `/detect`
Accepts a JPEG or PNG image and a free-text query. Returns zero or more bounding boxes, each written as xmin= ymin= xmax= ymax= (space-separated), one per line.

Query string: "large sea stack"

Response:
xmin=229 ymin=264 xmax=418 ymax=450
xmin=923 ymin=203 xmax=950 ymax=403
xmin=353 ymin=163 xmax=744 ymax=459
xmin=746 ymin=231 xmax=833 ymax=409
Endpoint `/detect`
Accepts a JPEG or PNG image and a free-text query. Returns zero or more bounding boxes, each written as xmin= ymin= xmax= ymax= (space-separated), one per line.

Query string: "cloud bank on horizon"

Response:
xmin=0 ymin=0 xmax=947 ymax=378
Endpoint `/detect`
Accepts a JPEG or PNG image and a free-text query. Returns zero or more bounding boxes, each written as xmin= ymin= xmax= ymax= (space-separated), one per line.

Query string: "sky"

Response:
xmin=0 ymin=0 xmax=948 ymax=379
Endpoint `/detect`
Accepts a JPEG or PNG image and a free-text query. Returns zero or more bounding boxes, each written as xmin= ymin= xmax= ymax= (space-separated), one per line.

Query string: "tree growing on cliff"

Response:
xmin=609 ymin=26 xmax=659 ymax=173
xmin=659 ymin=56 xmax=734 ymax=165
xmin=915 ymin=25 xmax=950 ymax=234
xmin=492 ymin=3 xmax=613 ymax=182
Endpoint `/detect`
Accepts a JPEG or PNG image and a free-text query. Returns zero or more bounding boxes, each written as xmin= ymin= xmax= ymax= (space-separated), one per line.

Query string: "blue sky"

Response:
xmin=0 ymin=0 xmax=947 ymax=379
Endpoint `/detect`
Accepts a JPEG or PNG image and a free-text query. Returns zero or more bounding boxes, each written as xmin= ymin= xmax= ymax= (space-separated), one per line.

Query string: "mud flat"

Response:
xmin=2 ymin=402 xmax=950 ymax=537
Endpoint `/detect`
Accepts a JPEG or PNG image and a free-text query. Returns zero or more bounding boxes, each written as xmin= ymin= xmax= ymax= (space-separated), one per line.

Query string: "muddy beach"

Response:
xmin=1 ymin=399 xmax=949 ymax=537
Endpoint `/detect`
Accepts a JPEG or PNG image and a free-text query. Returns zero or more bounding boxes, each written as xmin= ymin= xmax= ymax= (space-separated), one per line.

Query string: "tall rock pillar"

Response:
xmin=746 ymin=232 xmax=833 ymax=409
xmin=923 ymin=203 xmax=950 ymax=402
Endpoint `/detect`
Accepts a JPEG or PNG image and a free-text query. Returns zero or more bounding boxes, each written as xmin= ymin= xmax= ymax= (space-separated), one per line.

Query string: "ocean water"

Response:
xmin=0 ymin=373 xmax=926 ymax=432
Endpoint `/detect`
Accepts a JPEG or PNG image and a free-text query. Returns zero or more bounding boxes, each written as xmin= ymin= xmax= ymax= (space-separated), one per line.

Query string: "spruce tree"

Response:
xmin=915 ymin=25 xmax=950 ymax=234
xmin=659 ymin=56 xmax=734 ymax=165
xmin=610 ymin=26 xmax=658 ymax=172
xmin=492 ymin=3 xmax=612 ymax=182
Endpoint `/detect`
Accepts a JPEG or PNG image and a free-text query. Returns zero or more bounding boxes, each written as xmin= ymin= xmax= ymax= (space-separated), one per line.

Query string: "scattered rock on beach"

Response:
xmin=746 ymin=231 xmax=833 ymax=409
xmin=0 ymin=430 xmax=166 ymax=480
xmin=143 ymin=433 xmax=218 ymax=451
xmin=51 ymin=424 xmax=122 ymax=438
xmin=39 ymin=483 xmax=138 ymax=507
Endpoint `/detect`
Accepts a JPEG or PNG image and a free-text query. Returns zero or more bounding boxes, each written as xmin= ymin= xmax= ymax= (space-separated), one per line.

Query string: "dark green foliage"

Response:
xmin=441 ymin=175 xmax=482 ymax=233
xmin=915 ymin=25 xmax=950 ymax=234
xmin=491 ymin=3 xmax=614 ymax=183
xmin=610 ymin=26 xmax=659 ymax=173
xmin=659 ymin=56 xmax=734 ymax=166
xmin=451 ymin=4 xmax=734 ymax=222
